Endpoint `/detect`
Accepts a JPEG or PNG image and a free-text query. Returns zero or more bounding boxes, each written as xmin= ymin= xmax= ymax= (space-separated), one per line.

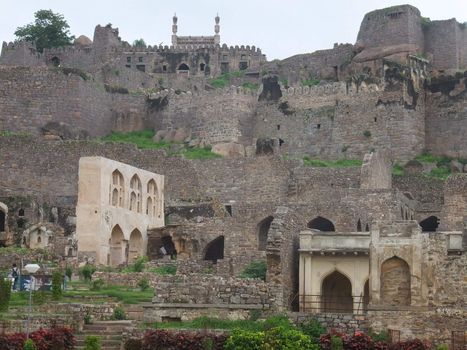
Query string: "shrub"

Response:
xmin=112 ymin=306 xmax=126 ymax=320
xmin=137 ymin=277 xmax=150 ymax=291
xmin=392 ymin=163 xmax=404 ymax=176
xmin=0 ymin=277 xmax=12 ymax=312
xmin=30 ymin=327 xmax=76 ymax=350
xmin=133 ymin=256 xmax=148 ymax=272
xmin=264 ymin=326 xmax=318 ymax=349
xmin=239 ymin=260 xmax=267 ymax=281
xmin=343 ymin=331 xmax=374 ymax=350
xmin=300 ymin=319 xmax=326 ymax=342
xmin=150 ymin=265 xmax=177 ymax=276
xmin=331 ymin=335 xmax=344 ymax=350
xmin=368 ymin=329 xmax=389 ymax=343
xmin=363 ymin=130 xmax=371 ymax=138
xmin=223 ymin=329 xmax=264 ymax=350
xmin=90 ymin=278 xmax=105 ymax=291
xmin=84 ymin=313 xmax=92 ymax=324
xmin=65 ymin=266 xmax=73 ymax=280
xmin=0 ymin=332 xmax=26 ymax=350
xmin=51 ymin=270 xmax=63 ymax=300
xmin=124 ymin=338 xmax=143 ymax=350
xmin=33 ymin=290 xmax=47 ymax=305
xmin=320 ymin=333 xmax=345 ymax=350
xmin=390 ymin=339 xmax=427 ymax=350
xmin=84 ymin=335 xmax=100 ymax=350
xmin=436 ymin=345 xmax=448 ymax=350
xmin=23 ymin=339 xmax=36 ymax=350
xmin=79 ymin=264 xmax=96 ymax=282
xmin=262 ymin=314 xmax=293 ymax=331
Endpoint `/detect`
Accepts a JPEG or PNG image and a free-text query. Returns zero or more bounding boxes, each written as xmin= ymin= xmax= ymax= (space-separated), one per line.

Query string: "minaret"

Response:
xmin=214 ymin=14 xmax=220 ymax=45
xmin=172 ymin=13 xmax=178 ymax=46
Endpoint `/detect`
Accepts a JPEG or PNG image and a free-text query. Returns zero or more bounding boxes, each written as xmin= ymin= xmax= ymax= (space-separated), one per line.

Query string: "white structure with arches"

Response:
xmin=76 ymin=157 xmax=164 ymax=265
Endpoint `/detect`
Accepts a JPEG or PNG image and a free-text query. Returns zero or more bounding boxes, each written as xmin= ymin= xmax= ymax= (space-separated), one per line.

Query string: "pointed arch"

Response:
xmin=110 ymin=225 xmax=126 ymax=267
xmin=365 ymin=223 xmax=370 ymax=232
xmin=357 ymin=219 xmax=362 ymax=232
xmin=321 ymin=270 xmax=353 ymax=313
xmin=419 ymin=216 xmax=439 ymax=232
xmin=110 ymin=170 xmax=124 ymax=207
xmin=204 ymin=236 xmax=224 ymax=263
xmin=307 ymin=216 xmax=335 ymax=231
xmin=130 ymin=174 xmax=142 ymax=213
xmin=380 ymin=256 xmax=410 ymax=306
xmin=177 ymin=63 xmax=190 ymax=71
xmin=146 ymin=179 xmax=158 ymax=217
xmin=129 ymin=228 xmax=143 ymax=262
xmin=257 ymin=216 xmax=273 ymax=251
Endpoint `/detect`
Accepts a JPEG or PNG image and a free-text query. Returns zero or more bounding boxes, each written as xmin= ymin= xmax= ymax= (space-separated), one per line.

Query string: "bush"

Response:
xmin=262 ymin=314 xmax=293 ymax=331
xmin=65 ymin=266 xmax=73 ymax=280
xmin=300 ymin=319 xmax=326 ymax=342
xmin=124 ymin=338 xmax=143 ymax=350
xmin=436 ymin=345 xmax=448 ymax=350
xmin=320 ymin=333 xmax=345 ymax=350
xmin=79 ymin=264 xmax=96 ymax=282
xmin=0 ymin=332 xmax=26 ymax=350
xmin=264 ymin=326 xmax=318 ymax=349
xmin=84 ymin=313 xmax=92 ymax=324
xmin=23 ymin=339 xmax=36 ymax=350
xmin=0 ymin=277 xmax=12 ymax=312
xmin=84 ymin=335 xmax=100 ymax=350
xmin=239 ymin=260 xmax=267 ymax=281
xmin=90 ymin=278 xmax=105 ymax=291
xmin=389 ymin=339 xmax=427 ymax=350
xmin=112 ymin=306 xmax=126 ymax=320
xmin=33 ymin=290 xmax=47 ymax=305
xmin=368 ymin=329 xmax=389 ymax=343
xmin=137 ymin=277 xmax=150 ymax=291
xmin=223 ymin=329 xmax=264 ymax=350
xmin=343 ymin=331 xmax=374 ymax=350
xmin=363 ymin=130 xmax=371 ymax=138
xmin=133 ymin=256 xmax=148 ymax=272
xmin=29 ymin=327 xmax=76 ymax=350
xmin=51 ymin=271 xmax=63 ymax=300
xmin=150 ymin=265 xmax=177 ymax=276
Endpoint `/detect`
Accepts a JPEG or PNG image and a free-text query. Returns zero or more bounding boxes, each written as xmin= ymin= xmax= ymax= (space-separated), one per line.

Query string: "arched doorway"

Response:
xmin=380 ymin=257 xmax=410 ymax=306
xmin=308 ymin=216 xmax=335 ymax=231
xmin=321 ymin=271 xmax=353 ymax=313
xmin=110 ymin=225 xmax=126 ymax=267
xmin=419 ymin=216 xmax=439 ymax=232
xmin=160 ymin=236 xmax=176 ymax=258
xmin=204 ymin=236 xmax=224 ymax=263
xmin=51 ymin=56 xmax=60 ymax=67
xmin=129 ymin=229 xmax=143 ymax=262
xmin=258 ymin=216 xmax=273 ymax=251
xmin=177 ymin=63 xmax=190 ymax=74
xmin=362 ymin=280 xmax=369 ymax=312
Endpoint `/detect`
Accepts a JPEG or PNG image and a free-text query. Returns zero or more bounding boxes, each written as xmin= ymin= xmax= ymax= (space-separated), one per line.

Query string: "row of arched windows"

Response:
xmin=110 ymin=170 xmax=161 ymax=217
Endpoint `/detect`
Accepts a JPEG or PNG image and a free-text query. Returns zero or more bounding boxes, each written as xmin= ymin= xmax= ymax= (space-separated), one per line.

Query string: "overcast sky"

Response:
xmin=1 ymin=0 xmax=466 ymax=60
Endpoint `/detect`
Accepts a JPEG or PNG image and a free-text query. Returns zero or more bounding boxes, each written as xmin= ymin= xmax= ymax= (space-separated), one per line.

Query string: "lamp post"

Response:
xmin=24 ymin=263 xmax=40 ymax=339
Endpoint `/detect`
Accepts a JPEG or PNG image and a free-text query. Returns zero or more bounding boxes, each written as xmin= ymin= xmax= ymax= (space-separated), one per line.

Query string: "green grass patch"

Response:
xmin=392 ymin=163 xmax=404 ymax=176
xmin=239 ymin=260 xmax=267 ymax=281
xmin=63 ymin=285 xmax=153 ymax=304
xmin=300 ymin=77 xmax=320 ymax=87
xmin=302 ymin=157 xmax=362 ymax=167
xmin=179 ymin=146 xmax=222 ymax=160
xmin=427 ymin=167 xmax=451 ymax=180
xmin=0 ymin=246 xmax=30 ymax=254
xmin=148 ymin=265 xmax=177 ymax=276
xmin=210 ymin=71 xmax=245 ymax=89
xmin=415 ymin=152 xmax=449 ymax=165
xmin=100 ymin=130 xmax=170 ymax=150
xmin=241 ymin=82 xmax=259 ymax=91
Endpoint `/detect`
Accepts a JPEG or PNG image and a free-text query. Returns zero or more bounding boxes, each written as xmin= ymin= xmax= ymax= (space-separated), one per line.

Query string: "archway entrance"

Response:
xmin=204 ymin=236 xmax=224 ymax=263
xmin=321 ymin=271 xmax=353 ymax=313
xmin=362 ymin=280 xmax=369 ymax=312
xmin=129 ymin=229 xmax=143 ymax=262
xmin=380 ymin=257 xmax=410 ymax=306
xmin=308 ymin=216 xmax=335 ymax=231
xmin=110 ymin=225 xmax=126 ymax=267
xmin=258 ymin=216 xmax=273 ymax=251
xmin=161 ymin=236 xmax=176 ymax=258
xmin=419 ymin=216 xmax=439 ymax=232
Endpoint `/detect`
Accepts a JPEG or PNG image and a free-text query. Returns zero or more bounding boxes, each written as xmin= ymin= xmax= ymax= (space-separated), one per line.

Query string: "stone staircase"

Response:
xmin=75 ymin=320 xmax=133 ymax=350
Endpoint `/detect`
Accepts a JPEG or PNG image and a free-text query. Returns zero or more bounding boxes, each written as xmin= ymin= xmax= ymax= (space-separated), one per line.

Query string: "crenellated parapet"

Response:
xmin=279 ymin=81 xmax=381 ymax=98
xmin=122 ymin=43 xmax=263 ymax=55
xmin=148 ymin=85 xmax=259 ymax=102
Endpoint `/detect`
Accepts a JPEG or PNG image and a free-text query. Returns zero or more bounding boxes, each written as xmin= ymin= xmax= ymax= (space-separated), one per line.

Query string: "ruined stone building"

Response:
xmin=0 ymin=4 xmax=465 ymax=344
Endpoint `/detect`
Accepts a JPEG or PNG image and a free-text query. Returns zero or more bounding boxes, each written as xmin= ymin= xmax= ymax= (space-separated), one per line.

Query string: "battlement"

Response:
xmin=122 ymin=43 xmax=262 ymax=55
xmin=148 ymin=85 xmax=259 ymax=102
xmin=279 ymin=81 xmax=381 ymax=97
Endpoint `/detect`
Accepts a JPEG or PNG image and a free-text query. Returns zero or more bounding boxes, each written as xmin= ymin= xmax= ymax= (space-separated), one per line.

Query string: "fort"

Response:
xmin=0 ymin=4 xmax=466 ymax=349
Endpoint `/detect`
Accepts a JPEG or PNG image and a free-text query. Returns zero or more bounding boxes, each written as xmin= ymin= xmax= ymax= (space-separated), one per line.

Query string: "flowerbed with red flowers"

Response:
xmin=0 ymin=327 xmax=75 ymax=350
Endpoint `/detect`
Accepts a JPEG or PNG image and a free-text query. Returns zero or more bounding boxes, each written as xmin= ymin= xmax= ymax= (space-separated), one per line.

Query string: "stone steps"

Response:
xmin=75 ymin=320 xmax=133 ymax=350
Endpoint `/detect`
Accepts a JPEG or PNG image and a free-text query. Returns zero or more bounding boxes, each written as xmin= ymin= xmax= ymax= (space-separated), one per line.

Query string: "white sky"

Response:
xmin=1 ymin=0 xmax=466 ymax=60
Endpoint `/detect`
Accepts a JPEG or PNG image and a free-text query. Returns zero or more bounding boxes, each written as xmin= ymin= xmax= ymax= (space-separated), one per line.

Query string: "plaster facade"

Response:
xmin=76 ymin=157 xmax=164 ymax=265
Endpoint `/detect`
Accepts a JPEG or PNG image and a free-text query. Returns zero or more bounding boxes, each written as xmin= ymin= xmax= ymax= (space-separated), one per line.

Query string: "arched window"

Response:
xmin=51 ymin=56 xmax=60 ymax=67
xmin=419 ymin=216 xmax=439 ymax=232
xmin=146 ymin=179 xmax=158 ymax=217
xmin=177 ymin=63 xmax=190 ymax=72
xmin=110 ymin=170 xmax=124 ymax=207
xmin=18 ymin=209 xmax=25 ymax=217
xmin=307 ymin=216 xmax=335 ymax=231
xmin=321 ymin=271 xmax=353 ymax=313
xmin=130 ymin=175 xmax=142 ymax=213
xmin=365 ymin=223 xmax=370 ymax=232
xmin=199 ymin=63 xmax=206 ymax=71
xmin=0 ymin=209 xmax=5 ymax=232
xmin=258 ymin=216 xmax=273 ymax=251
xmin=129 ymin=229 xmax=143 ymax=262
xmin=204 ymin=236 xmax=224 ymax=263
xmin=357 ymin=219 xmax=362 ymax=232
xmin=380 ymin=257 xmax=410 ymax=306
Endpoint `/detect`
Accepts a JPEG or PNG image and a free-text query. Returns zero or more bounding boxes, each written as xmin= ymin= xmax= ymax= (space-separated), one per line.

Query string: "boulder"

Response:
xmin=212 ymin=142 xmax=245 ymax=158
xmin=173 ymin=128 xmax=189 ymax=142
xmin=153 ymin=130 xmax=167 ymax=142
xmin=74 ymin=35 xmax=92 ymax=46
xmin=164 ymin=130 xmax=177 ymax=142
xmin=450 ymin=160 xmax=463 ymax=173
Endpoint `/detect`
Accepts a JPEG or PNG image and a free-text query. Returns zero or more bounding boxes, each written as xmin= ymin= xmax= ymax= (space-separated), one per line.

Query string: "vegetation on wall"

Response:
xmin=239 ymin=260 xmax=267 ymax=281
xmin=210 ymin=71 xmax=245 ymax=89
xmin=302 ymin=157 xmax=363 ymax=167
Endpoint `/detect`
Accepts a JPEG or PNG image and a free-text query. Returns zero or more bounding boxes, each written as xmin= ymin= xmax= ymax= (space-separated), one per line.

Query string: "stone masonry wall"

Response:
xmin=0 ymin=66 xmax=145 ymax=138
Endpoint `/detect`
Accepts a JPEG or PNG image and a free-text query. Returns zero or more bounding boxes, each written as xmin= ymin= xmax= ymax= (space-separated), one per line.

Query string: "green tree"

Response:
xmin=14 ymin=9 xmax=75 ymax=52
xmin=133 ymin=38 xmax=147 ymax=48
